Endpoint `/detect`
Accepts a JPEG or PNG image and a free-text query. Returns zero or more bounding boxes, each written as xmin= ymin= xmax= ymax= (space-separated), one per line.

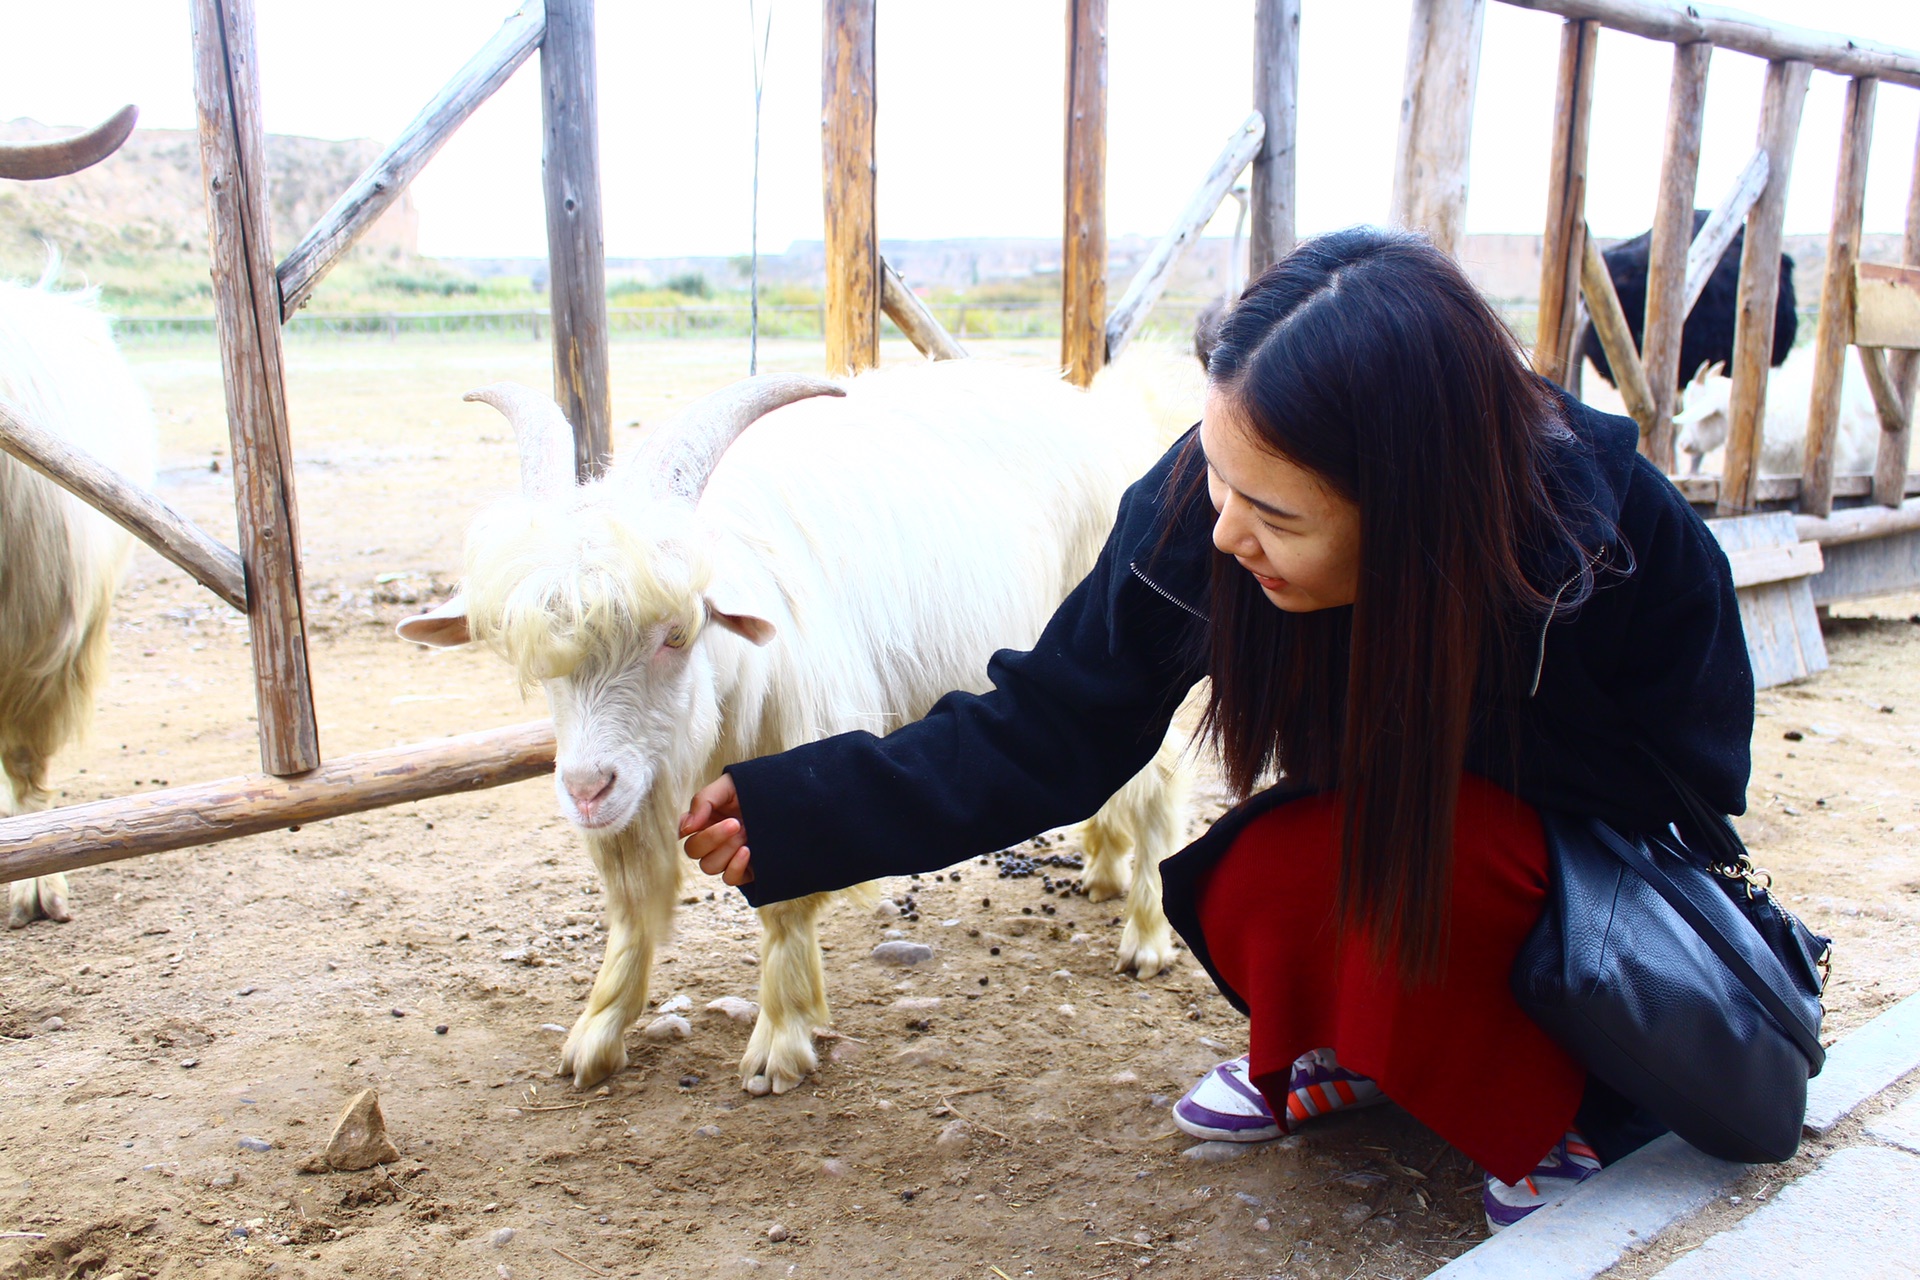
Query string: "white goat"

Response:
xmin=1673 ymin=344 xmax=1882 ymax=477
xmin=1 ymin=279 xmax=158 ymax=926
xmin=399 ymin=359 xmax=1192 ymax=1094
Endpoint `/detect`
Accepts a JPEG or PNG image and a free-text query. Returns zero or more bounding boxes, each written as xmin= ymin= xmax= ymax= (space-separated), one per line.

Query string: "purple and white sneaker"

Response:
xmin=1483 ymin=1131 xmax=1602 ymax=1232
xmin=1172 ymin=1049 xmax=1384 ymax=1143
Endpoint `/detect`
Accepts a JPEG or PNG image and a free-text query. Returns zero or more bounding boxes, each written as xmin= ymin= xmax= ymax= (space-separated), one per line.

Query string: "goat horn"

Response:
xmin=0 ymin=105 xmax=138 ymax=181
xmin=636 ymin=374 xmax=845 ymax=504
xmin=464 ymin=382 xmax=578 ymax=500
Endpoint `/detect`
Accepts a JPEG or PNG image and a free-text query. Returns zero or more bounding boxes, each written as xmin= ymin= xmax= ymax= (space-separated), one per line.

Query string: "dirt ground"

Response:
xmin=3 ymin=336 xmax=1918 ymax=1280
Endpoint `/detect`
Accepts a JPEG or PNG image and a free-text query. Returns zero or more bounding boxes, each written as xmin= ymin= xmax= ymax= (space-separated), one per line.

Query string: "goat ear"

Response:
xmin=704 ymin=596 xmax=777 ymax=647
xmin=397 ymin=593 xmax=472 ymax=647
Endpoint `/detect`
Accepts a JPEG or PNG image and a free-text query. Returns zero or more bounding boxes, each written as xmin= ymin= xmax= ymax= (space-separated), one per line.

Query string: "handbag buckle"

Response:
xmin=1715 ymin=854 xmax=1773 ymax=898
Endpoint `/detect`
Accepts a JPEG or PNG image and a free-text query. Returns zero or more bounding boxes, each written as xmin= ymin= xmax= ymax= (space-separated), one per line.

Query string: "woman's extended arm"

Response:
xmin=684 ymin=436 xmax=1213 ymax=907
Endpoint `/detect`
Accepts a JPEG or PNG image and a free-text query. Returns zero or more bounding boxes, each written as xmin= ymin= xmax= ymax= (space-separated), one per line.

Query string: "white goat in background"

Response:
xmin=1672 ymin=344 xmax=1882 ymax=477
xmin=1 ymin=278 xmax=158 ymax=927
xmin=400 ymin=359 xmax=1191 ymax=1094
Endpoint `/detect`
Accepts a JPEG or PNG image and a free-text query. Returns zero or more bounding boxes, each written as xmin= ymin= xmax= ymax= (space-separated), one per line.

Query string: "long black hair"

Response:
xmin=1201 ymin=227 xmax=1586 ymax=980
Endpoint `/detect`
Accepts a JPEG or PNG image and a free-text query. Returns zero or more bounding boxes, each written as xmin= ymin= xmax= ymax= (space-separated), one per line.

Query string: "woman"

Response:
xmin=678 ymin=229 xmax=1753 ymax=1231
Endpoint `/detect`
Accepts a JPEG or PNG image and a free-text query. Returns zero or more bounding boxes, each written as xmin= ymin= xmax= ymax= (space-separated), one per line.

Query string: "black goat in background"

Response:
xmin=1581 ymin=209 xmax=1797 ymax=390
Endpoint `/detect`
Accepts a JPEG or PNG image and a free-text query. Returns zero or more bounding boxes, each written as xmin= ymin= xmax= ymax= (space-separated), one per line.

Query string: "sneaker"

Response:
xmin=1172 ymin=1049 xmax=1384 ymax=1143
xmin=1483 ymin=1131 xmax=1601 ymax=1232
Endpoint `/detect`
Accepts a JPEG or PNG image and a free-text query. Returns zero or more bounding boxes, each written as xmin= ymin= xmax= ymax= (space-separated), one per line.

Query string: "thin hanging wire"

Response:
xmin=747 ymin=0 xmax=774 ymax=375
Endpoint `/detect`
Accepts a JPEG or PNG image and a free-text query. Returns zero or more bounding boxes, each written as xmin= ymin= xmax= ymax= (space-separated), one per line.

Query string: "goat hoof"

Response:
xmin=1115 ymin=922 xmax=1177 ymax=978
xmin=1079 ymin=872 xmax=1128 ymax=904
xmin=560 ymin=1012 xmax=629 ymax=1090
xmin=739 ymin=1020 xmax=819 ymax=1096
xmin=8 ymin=876 xmax=71 ymax=928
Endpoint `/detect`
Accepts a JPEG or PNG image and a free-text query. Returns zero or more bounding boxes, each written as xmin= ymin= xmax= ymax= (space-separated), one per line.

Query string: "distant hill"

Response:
xmin=0 ymin=117 xmax=415 ymax=278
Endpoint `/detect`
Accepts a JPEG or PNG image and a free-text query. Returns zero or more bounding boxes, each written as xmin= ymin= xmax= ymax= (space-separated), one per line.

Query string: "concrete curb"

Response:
xmin=1428 ymin=991 xmax=1920 ymax=1280
xmin=1803 ymin=990 xmax=1920 ymax=1134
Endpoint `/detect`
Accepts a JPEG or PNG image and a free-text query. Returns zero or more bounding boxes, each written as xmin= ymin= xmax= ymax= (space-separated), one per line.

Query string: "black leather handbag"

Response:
xmin=1512 ymin=758 xmax=1831 ymax=1164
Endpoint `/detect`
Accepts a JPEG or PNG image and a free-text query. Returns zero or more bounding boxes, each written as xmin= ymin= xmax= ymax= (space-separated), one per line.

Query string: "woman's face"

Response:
xmin=1201 ymin=389 xmax=1361 ymax=612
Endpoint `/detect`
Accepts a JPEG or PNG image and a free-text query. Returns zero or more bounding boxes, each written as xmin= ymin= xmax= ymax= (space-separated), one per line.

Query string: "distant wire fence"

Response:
xmin=111 ymin=300 xmax=1223 ymax=344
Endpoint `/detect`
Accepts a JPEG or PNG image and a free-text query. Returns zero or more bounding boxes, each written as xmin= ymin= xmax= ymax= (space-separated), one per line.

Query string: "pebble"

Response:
xmin=1052 ymin=969 xmax=1073 ymax=981
xmin=705 ymin=997 xmax=760 ymax=1024
xmin=1057 ymin=1004 xmax=1077 ymax=1018
xmin=1183 ymin=1140 xmax=1261 ymax=1163
xmin=1150 ymin=1094 xmax=1171 ymax=1108
xmin=490 ymin=1227 xmax=516 ymax=1248
xmin=1110 ymin=1070 xmax=1139 ymax=1086
xmin=208 ymin=1171 xmax=239 ymax=1189
xmin=935 ymin=1119 xmax=971 ymax=1149
xmin=869 ymin=941 xmax=935 ymax=967
xmin=890 ymin=996 xmax=942 ymax=1012
xmin=1235 ymin=1191 xmax=1263 ymax=1208
xmin=821 ymin=1158 xmax=849 ymax=1177
xmin=1254 ymin=1216 xmax=1271 ymax=1231
xmin=892 ymin=1043 xmax=954 ymax=1069
xmin=236 ymin=987 xmax=256 ymax=997
xmin=322 ymin=1088 xmax=401 ymax=1171
xmin=766 ymin=1223 xmax=791 ymax=1242
xmin=390 ymin=1008 xmax=405 ymax=1018
xmin=656 ymin=994 xmax=692 ymax=1015
xmin=40 ymin=1017 xmax=63 ymax=1033
xmin=538 ymin=1022 xmax=568 ymax=1034
xmin=236 ymin=1136 xmax=273 ymax=1153
xmin=435 ymin=1025 xmax=449 ymax=1036
xmin=641 ymin=1014 xmax=691 ymax=1041
xmin=179 ymin=1059 xmax=199 ymax=1069
xmin=679 ymin=1074 xmax=703 ymax=1089
xmin=695 ymin=1125 xmax=722 ymax=1138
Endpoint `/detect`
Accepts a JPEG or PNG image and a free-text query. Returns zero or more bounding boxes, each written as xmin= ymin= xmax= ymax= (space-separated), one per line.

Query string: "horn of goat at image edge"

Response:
xmin=0 ymin=721 xmax=556 ymax=879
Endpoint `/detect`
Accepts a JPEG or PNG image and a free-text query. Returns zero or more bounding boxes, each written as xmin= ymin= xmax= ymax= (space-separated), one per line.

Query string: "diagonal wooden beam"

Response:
xmin=0 ymin=401 xmax=246 ymax=612
xmin=1580 ymin=227 xmax=1660 ymax=441
xmin=1105 ymin=112 xmax=1265 ymax=363
xmin=1683 ymin=148 xmax=1770 ymax=319
xmin=276 ymin=1 xmax=545 ymax=319
xmin=880 ymin=260 xmax=966 ymax=361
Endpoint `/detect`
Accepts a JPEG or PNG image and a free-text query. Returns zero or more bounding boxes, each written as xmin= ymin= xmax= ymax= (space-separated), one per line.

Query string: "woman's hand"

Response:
xmin=679 ymin=774 xmax=754 ymax=886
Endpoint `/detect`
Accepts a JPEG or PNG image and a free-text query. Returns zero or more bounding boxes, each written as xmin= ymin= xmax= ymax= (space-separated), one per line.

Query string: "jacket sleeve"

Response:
xmin=1609 ymin=456 xmax=1755 ymax=818
xmin=729 ymin=441 xmax=1211 ymax=907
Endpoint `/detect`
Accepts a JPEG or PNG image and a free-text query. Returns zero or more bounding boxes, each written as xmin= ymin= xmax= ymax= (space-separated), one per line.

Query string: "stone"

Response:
xmin=1649 ymin=1146 xmax=1920 ymax=1280
xmin=890 ymin=997 xmax=942 ymax=1012
xmin=820 ymin=1158 xmax=849 ymax=1177
xmin=1057 ymin=1004 xmax=1077 ymax=1018
xmin=869 ymin=941 xmax=934 ymax=966
xmin=321 ymin=1088 xmax=401 ymax=1171
xmin=935 ymin=1119 xmax=971 ymax=1150
xmin=695 ymin=1125 xmax=722 ymax=1138
xmin=656 ymin=994 xmax=692 ymax=1015
xmin=892 ymin=1042 xmax=955 ymax=1069
xmin=236 ymin=1136 xmax=273 ymax=1153
xmin=766 ymin=1223 xmax=791 ymax=1242
xmin=490 ymin=1227 xmax=516 ymax=1248
xmin=1804 ymin=991 xmax=1920 ymax=1134
xmin=208 ymin=1171 xmax=239 ymax=1189
xmin=1109 ymin=1070 xmax=1139 ymax=1086
xmin=40 ymin=1016 xmax=63 ymax=1032
xmin=705 ymin=997 xmax=760 ymax=1024
xmin=641 ymin=1014 xmax=691 ymax=1041
xmin=538 ymin=1022 xmax=567 ymax=1034
xmin=1182 ymin=1141 xmax=1262 ymax=1163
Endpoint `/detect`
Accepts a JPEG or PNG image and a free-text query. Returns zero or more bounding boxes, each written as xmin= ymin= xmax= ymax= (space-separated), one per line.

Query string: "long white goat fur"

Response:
xmin=1672 ymin=343 xmax=1882 ymax=477
xmin=0 ymin=278 xmax=157 ymax=925
xmin=440 ymin=354 xmax=1193 ymax=1094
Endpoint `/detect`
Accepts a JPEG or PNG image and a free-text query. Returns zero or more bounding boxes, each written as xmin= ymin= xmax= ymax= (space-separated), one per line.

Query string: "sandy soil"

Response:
xmin=2 ymin=337 xmax=1917 ymax=1280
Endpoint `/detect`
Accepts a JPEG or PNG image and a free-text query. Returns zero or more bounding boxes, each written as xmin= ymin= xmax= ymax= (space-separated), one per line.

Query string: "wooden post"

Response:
xmin=190 ymin=0 xmax=320 ymax=777
xmin=0 ymin=722 xmax=555 ymax=881
xmin=540 ymin=0 xmax=611 ymax=482
xmin=1249 ymin=0 xmax=1300 ymax=275
xmin=1533 ymin=18 xmax=1599 ymax=387
xmin=1876 ymin=120 xmax=1920 ymax=508
xmin=822 ymin=0 xmax=879 ymax=378
xmin=1390 ymin=0 xmax=1487 ymax=260
xmin=1719 ymin=59 xmax=1812 ymax=518
xmin=1062 ymin=0 xmax=1108 ymax=388
xmin=1800 ymin=76 xmax=1878 ymax=519
xmin=1642 ymin=40 xmax=1711 ymax=471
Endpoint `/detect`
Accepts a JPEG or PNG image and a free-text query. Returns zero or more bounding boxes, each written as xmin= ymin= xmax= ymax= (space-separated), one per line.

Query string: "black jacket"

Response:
xmin=730 ymin=393 xmax=1755 ymax=966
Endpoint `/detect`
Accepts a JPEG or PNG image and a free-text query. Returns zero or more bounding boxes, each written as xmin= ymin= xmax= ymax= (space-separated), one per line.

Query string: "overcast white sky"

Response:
xmin=0 ymin=1 xmax=1915 ymax=259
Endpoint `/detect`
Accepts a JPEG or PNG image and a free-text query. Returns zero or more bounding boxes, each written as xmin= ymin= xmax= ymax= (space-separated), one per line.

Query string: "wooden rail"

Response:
xmin=1061 ymin=0 xmax=1109 ymax=388
xmin=541 ymin=0 xmax=611 ymax=482
xmin=1249 ymin=0 xmax=1300 ymax=274
xmin=879 ymin=260 xmax=966 ymax=361
xmin=1499 ymin=1 xmax=1920 ymax=89
xmin=0 ymin=722 xmax=556 ymax=883
xmin=276 ymin=1 xmax=545 ymax=318
xmin=1877 ymin=125 xmax=1920 ymax=509
xmin=191 ymin=0 xmax=320 ymax=776
xmin=0 ymin=402 xmax=247 ymax=611
xmin=1105 ymin=113 xmax=1265 ymax=362
xmin=822 ymin=0 xmax=879 ymax=377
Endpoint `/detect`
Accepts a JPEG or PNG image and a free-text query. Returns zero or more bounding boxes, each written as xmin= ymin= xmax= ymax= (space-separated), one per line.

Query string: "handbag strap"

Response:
xmin=1587 ymin=818 xmax=1826 ymax=1069
xmin=1637 ymin=747 xmax=1747 ymax=871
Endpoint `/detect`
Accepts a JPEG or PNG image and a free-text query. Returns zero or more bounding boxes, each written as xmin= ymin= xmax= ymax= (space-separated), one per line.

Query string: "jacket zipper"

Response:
xmin=1129 ymin=562 xmax=1208 ymax=621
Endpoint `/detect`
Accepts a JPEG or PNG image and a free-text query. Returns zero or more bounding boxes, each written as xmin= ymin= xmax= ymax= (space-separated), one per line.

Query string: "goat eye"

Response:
xmin=663 ymin=625 xmax=688 ymax=649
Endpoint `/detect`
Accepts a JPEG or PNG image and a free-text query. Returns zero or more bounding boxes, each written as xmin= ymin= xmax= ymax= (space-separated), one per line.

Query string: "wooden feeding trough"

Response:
xmin=3 ymin=0 xmax=1920 ymax=883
